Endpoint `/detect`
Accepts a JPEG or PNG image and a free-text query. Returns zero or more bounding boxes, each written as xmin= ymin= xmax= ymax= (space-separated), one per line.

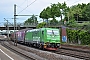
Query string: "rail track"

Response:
xmin=54 ymin=48 xmax=90 ymax=60
xmin=0 ymin=41 xmax=35 ymax=60
xmin=1 ymin=40 xmax=90 ymax=60
xmin=12 ymin=41 xmax=90 ymax=60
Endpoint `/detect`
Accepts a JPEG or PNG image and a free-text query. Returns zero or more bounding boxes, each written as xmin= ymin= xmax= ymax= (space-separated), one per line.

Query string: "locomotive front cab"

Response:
xmin=44 ymin=29 xmax=60 ymax=50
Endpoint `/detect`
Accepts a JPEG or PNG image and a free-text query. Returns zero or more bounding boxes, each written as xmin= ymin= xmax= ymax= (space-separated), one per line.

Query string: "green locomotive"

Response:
xmin=10 ymin=28 xmax=60 ymax=50
xmin=25 ymin=28 xmax=60 ymax=50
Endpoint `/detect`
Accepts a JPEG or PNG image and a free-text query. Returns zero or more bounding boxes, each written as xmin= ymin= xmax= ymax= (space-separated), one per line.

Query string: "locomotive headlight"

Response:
xmin=57 ymin=44 xmax=60 ymax=46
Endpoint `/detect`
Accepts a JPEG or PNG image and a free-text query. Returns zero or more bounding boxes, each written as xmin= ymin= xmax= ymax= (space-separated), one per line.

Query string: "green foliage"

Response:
xmin=67 ymin=19 xmax=77 ymax=27
xmin=65 ymin=3 xmax=89 ymax=22
xmin=58 ymin=2 xmax=68 ymax=16
xmin=24 ymin=15 xmax=38 ymax=25
xmin=39 ymin=2 xmax=68 ymax=25
xmin=50 ymin=3 xmax=61 ymax=18
xmin=36 ymin=22 xmax=46 ymax=28
xmin=67 ymin=28 xmax=90 ymax=45
xmin=49 ymin=18 xmax=58 ymax=25
xmin=67 ymin=29 xmax=78 ymax=43
xmin=78 ymin=30 xmax=90 ymax=45
xmin=39 ymin=9 xmax=45 ymax=19
xmin=84 ymin=3 xmax=90 ymax=21
xmin=39 ymin=2 xmax=90 ymax=27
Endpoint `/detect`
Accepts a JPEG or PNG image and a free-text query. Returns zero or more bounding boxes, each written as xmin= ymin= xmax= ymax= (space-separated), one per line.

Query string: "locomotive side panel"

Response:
xmin=25 ymin=29 xmax=43 ymax=44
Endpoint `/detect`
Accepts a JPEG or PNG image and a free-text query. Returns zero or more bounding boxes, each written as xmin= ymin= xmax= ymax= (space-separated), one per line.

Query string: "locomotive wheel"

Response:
xmin=39 ymin=44 xmax=44 ymax=50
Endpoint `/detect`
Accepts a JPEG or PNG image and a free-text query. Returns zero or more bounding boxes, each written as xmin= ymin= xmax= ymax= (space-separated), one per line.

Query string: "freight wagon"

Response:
xmin=10 ymin=28 xmax=60 ymax=50
xmin=10 ymin=28 xmax=32 ymax=43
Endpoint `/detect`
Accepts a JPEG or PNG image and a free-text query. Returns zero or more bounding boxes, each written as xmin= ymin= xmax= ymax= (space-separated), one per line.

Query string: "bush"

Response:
xmin=67 ymin=28 xmax=90 ymax=45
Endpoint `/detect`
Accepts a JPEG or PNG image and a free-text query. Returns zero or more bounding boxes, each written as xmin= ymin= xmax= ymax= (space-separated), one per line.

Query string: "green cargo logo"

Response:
xmin=33 ymin=37 xmax=40 ymax=41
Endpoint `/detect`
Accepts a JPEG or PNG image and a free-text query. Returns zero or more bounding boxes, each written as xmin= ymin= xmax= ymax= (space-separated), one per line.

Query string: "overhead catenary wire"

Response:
xmin=69 ymin=0 xmax=82 ymax=6
xmin=4 ymin=0 xmax=28 ymax=20
xmin=64 ymin=0 xmax=82 ymax=7
xmin=71 ymin=0 xmax=82 ymax=5
xmin=19 ymin=0 xmax=27 ymax=6
xmin=18 ymin=0 xmax=37 ymax=14
xmin=65 ymin=0 xmax=70 ymax=2
xmin=16 ymin=5 xmax=33 ymax=14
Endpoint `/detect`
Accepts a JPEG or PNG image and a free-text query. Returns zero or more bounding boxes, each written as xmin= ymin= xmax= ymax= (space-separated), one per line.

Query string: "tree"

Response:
xmin=39 ymin=7 xmax=52 ymax=27
xmin=65 ymin=3 xmax=87 ymax=22
xmin=57 ymin=2 xmax=68 ymax=21
xmin=39 ymin=7 xmax=51 ymax=23
xmin=39 ymin=2 xmax=68 ymax=26
xmin=24 ymin=15 xmax=38 ymax=25
xmin=84 ymin=3 xmax=90 ymax=21
xmin=39 ymin=9 xmax=46 ymax=22
xmin=50 ymin=3 xmax=61 ymax=19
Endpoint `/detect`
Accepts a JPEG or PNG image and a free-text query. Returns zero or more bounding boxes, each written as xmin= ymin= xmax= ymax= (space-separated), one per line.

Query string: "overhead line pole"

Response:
xmin=4 ymin=18 xmax=9 ymax=40
xmin=13 ymin=4 xmax=38 ymax=46
xmin=14 ymin=4 xmax=17 ymax=46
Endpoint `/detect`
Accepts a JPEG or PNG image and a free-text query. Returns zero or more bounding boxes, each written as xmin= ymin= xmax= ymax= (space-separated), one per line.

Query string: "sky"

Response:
xmin=0 ymin=0 xmax=90 ymax=26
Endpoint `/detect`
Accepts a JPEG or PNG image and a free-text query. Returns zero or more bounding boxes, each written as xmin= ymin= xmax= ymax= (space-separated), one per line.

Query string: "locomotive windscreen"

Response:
xmin=47 ymin=30 xmax=59 ymax=36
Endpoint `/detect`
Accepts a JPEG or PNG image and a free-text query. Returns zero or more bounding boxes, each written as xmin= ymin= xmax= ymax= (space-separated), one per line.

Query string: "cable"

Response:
xmin=18 ymin=0 xmax=37 ymax=14
xmin=72 ymin=0 xmax=81 ymax=4
xmin=65 ymin=0 xmax=70 ymax=2
xmin=17 ymin=5 xmax=33 ymax=14
xmin=19 ymin=0 xmax=27 ymax=6
xmin=4 ymin=0 xmax=26 ymax=19
xmin=70 ymin=0 xmax=82 ymax=6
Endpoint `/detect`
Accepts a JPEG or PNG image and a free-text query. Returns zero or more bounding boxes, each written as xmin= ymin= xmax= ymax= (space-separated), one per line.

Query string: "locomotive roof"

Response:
xmin=40 ymin=28 xmax=59 ymax=30
xmin=27 ymin=28 xmax=59 ymax=32
xmin=11 ymin=28 xmax=33 ymax=34
xmin=12 ymin=28 xmax=59 ymax=33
